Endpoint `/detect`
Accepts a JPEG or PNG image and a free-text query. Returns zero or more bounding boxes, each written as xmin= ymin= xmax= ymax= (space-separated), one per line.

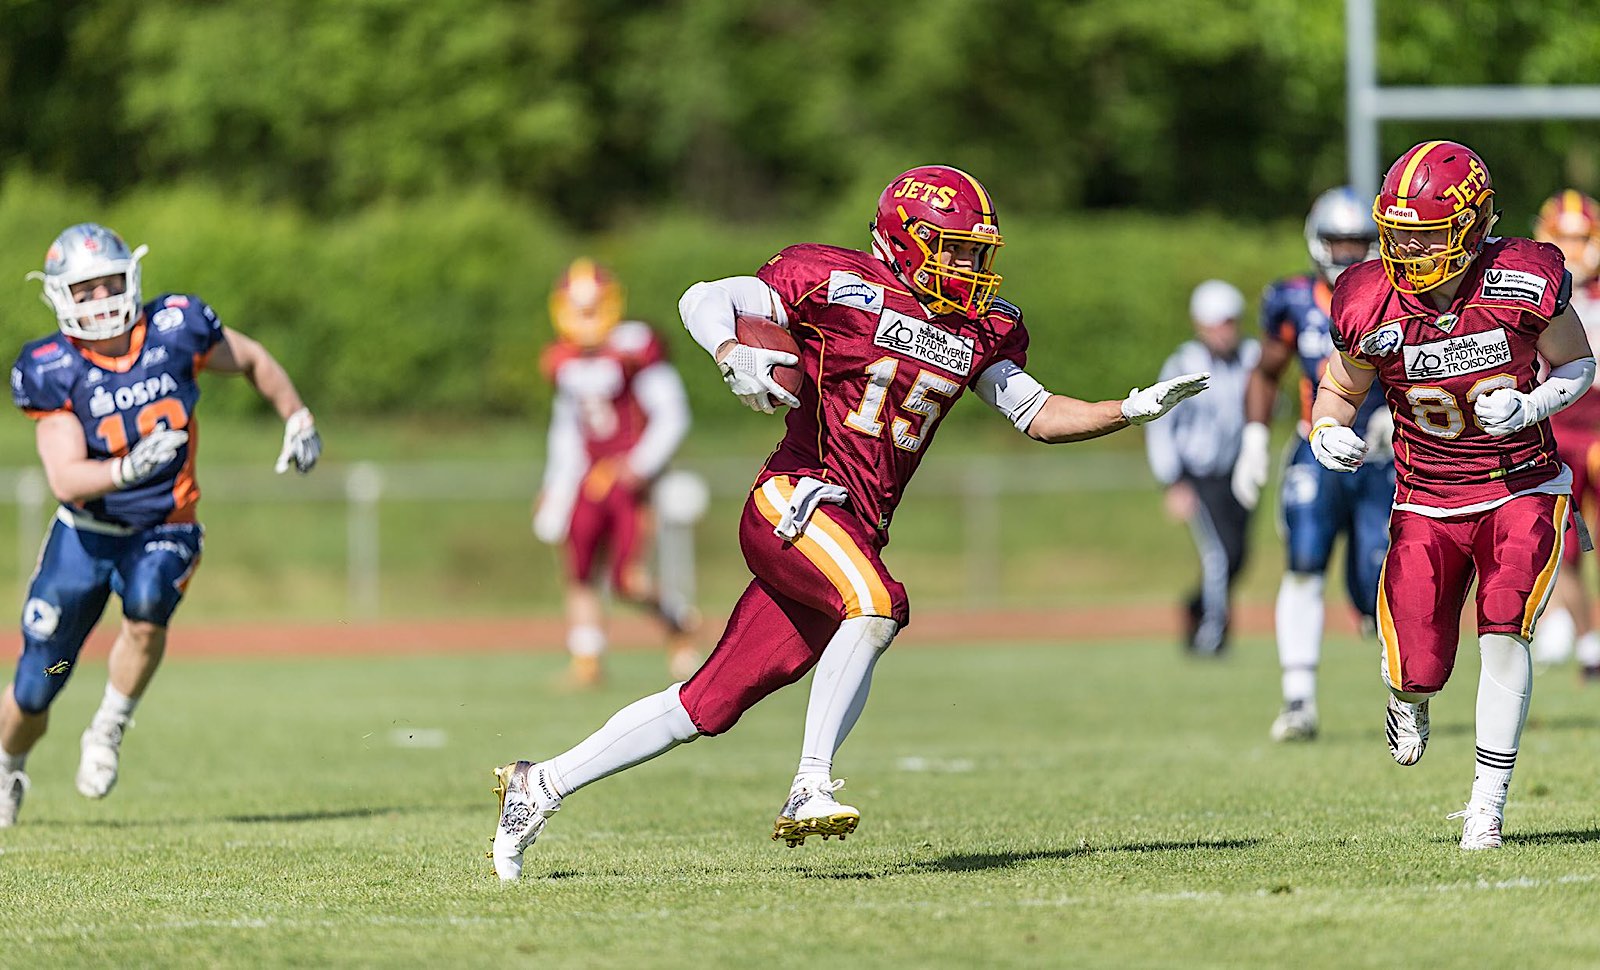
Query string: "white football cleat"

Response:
xmin=77 ymin=714 xmax=130 ymax=799
xmin=1447 ymin=805 xmax=1504 ymax=850
xmin=1270 ymin=699 xmax=1319 ymax=742
xmin=488 ymin=760 xmax=561 ymax=881
xmin=772 ymin=777 xmax=859 ymax=848
xmin=1385 ymin=695 xmax=1429 ymax=766
xmin=0 ymin=768 xmax=29 ymax=827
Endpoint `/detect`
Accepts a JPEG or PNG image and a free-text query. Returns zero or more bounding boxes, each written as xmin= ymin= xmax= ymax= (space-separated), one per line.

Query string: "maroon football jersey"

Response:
xmin=541 ymin=321 xmax=666 ymax=463
xmin=1549 ymin=278 xmax=1600 ymax=434
xmin=755 ymin=244 xmax=1028 ymax=535
xmin=1331 ymin=238 xmax=1569 ymax=511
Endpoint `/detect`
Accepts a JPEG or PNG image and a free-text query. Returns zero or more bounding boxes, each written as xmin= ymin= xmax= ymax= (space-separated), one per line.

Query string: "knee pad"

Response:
xmin=12 ymin=641 xmax=77 ymax=715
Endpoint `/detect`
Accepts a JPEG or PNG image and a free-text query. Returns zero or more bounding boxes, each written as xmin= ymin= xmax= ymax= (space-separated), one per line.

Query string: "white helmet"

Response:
xmin=27 ymin=223 xmax=149 ymax=340
xmin=1304 ymin=187 xmax=1378 ymax=284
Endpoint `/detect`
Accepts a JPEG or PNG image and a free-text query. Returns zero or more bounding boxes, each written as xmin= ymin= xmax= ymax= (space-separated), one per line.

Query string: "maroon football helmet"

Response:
xmin=1372 ymin=140 xmax=1497 ymax=293
xmin=870 ymin=165 xmax=1003 ymax=318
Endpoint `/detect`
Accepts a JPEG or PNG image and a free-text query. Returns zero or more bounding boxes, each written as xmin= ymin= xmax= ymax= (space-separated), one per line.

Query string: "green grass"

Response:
xmin=4 ymin=636 xmax=1600 ymax=968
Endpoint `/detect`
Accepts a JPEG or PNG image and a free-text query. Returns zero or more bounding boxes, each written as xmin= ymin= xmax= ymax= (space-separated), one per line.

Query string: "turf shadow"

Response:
xmin=799 ymin=837 xmax=1260 ymax=878
xmin=1502 ymin=827 xmax=1600 ymax=846
xmin=223 ymin=805 xmax=417 ymax=824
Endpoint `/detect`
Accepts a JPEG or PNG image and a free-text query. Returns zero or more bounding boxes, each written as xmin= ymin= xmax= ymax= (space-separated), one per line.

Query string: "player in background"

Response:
xmin=1527 ymin=191 xmax=1600 ymax=677
xmin=1234 ymin=187 xmax=1393 ymax=742
xmin=1311 ymin=142 xmax=1594 ymax=849
xmin=0 ymin=223 xmax=322 ymax=827
xmin=487 ymin=164 xmax=1210 ymax=879
xmin=1145 ymin=280 xmax=1259 ymax=657
xmin=533 ymin=259 xmax=699 ymax=687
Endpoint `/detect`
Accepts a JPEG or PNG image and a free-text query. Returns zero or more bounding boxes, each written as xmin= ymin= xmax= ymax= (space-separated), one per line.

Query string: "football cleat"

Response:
xmin=0 ymin=768 xmax=29 ymax=827
xmin=488 ymin=760 xmax=561 ymax=880
xmin=771 ymin=777 xmax=859 ymax=848
xmin=76 ymin=714 xmax=130 ymax=799
xmin=566 ymin=656 xmax=604 ymax=689
xmin=1270 ymin=699 xmax=1319 ymax=742
xmin=1385 ymin=695 xmax=1430 ymax=766
xmin=1447 ymin=805 xmax=1504 ymax=850
xmin=667 ymin=644 xmax=701 ymax=683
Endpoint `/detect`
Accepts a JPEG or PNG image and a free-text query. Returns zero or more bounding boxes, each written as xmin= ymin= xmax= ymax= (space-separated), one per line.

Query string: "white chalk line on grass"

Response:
xmin=9 ymin=872 xmax=1599 ymax=944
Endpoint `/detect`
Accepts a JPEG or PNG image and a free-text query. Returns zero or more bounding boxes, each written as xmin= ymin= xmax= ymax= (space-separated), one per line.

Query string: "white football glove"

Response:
xmin=1473 ymin=387 xmax=1533 ymax=437
xmin=1121 ymin=371 xmax=1210 ymax=425
xmin=274 ymin=407 xmax=322 ymax=474
xmin=1231 ymin=422 xmax=1271 ymax=510
xmin=111 ymin=428 xmax=189 ymax=490
xmin=1309 ymin=417 xmax=1367 ymax=472
xmin=718 ymin=343 xmax=800 ymax=414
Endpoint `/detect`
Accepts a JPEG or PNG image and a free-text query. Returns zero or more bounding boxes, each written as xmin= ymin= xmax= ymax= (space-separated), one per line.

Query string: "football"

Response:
xmin=734 ymin=314 xmax=804 ymax=401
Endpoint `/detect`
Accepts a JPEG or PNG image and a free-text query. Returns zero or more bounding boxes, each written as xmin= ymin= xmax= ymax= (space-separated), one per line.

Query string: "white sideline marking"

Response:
xmin=387 ymin=728 xmax=448 ymax=748
xmin=895 ymin=757 xmax=975 ymax=773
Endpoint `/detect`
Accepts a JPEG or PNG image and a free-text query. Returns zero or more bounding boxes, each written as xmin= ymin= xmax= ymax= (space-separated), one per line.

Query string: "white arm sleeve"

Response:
xmin=678 ymin=276 xmax=790 ymax=357
xmin=534 ymin=392 xmax=587 ymax=543
xmin=626 ymin=363 xmax=691 ymax=479
xmin=973 ymin=359 xmax=1051 ymax=433
xmin=1528 ymin=356 xmax=1597 ymax=422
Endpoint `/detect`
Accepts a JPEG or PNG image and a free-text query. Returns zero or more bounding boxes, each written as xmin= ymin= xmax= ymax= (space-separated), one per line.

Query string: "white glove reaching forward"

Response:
xmin=1121 ymin=371 xmax=1210 ymax=425
xmin=1231 ymin=422 xmax=1271 ymax=509
xmin=111 ymin=428 xmax=189 ymax=489
xmin=1473 ymin=387 xmax=1533 ymax=437
xmin=275 ymin=407 xmax=322 ymax=474
xmin=718 ymin=343 xmax=800 ymax=414
xmin=1310 ymin=417 xmax=1367 ymax=472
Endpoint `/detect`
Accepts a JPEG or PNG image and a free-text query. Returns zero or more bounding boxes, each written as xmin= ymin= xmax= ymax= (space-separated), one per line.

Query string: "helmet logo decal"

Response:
xmin=892 ymin=177 xmax=959 ymax=210
xmin=1385 ymin=205 xmax=1418 ymax=220
xmin=1441 ymin=157 xmax=1489 ymax=210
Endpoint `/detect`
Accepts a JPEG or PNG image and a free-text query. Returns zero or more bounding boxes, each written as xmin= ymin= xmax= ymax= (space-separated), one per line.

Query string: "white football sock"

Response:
xmin=544 ymin=684 xmax=699 ymax=798
xmin=796 ymin=616 xmax=898 ymax=783
xmin=1276 ymin=572 xmax=1324 ymax=703
xmin=97 ymin=684 xmax=138 ymax=722
xmin=567 ymin=624 xmax=605 ymax=659
xmin=0 ymin=744 xmax=25 ymax=773
xmin=1472 ymin=632 xmax=1531 ymax=814
xmin=1577 ymin=631 xmax=1600 ymax=668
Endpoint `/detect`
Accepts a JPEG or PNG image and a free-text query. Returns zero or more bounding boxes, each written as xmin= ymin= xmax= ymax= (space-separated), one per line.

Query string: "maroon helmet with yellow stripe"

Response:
xmin=870 ymin=165 xmax=1003 ymax=318
xmin=550 ymin=258 xmax=624 ymax=349
xmin=1372 ymin=140 xmax=1497 ymax=294
xmin=1534 ymin=189 xmax=1600 ymax=284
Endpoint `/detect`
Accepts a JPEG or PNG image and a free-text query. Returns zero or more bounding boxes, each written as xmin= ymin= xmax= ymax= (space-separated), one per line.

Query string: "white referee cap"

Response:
xmin=1189 ymin=279 xmax=1245 ymax=327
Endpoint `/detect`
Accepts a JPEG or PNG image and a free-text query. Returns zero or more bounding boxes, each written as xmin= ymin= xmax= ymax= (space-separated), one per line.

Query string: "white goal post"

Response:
xmin=1346 ymin=0 xmax=1600 ymax=200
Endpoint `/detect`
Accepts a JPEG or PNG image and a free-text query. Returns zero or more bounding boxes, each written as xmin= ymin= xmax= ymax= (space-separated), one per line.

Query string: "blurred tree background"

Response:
xmin=1 ymin=0 xmax=1597 ymax=421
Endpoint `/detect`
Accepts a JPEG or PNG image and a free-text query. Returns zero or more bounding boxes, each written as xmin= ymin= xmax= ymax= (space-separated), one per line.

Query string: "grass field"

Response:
xmin=4 ymin=634 xmax=1600 ymax=968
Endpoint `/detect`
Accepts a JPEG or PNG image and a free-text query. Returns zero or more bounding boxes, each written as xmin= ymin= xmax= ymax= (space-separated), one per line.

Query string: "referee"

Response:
xmin=1145 ymin=280 xmax=1260 ymax=656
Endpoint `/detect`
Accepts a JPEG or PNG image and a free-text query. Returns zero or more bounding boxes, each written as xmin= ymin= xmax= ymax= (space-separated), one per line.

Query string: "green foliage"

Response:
xmin=2 ymin=1 xmax=1597 ymax=224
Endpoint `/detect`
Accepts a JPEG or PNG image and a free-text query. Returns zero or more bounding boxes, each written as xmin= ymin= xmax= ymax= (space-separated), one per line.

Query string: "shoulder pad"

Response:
xmin=987 ymin=298 xmax=1022 ymax=323
xmin=608 ymin=321 xmax=656 ymax=354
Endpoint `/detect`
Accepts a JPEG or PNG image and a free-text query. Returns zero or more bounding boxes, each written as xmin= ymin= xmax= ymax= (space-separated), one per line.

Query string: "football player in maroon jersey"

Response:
xmin=1311 ymin=142 xmax=1595 ymax=849
xmin=487 ymin=165 xmax=1210 ymax=879
xmin=534 ymin=259 xmax=699 ymax=687
xmin=1527 ymin=191 xmax=1600 ymax=676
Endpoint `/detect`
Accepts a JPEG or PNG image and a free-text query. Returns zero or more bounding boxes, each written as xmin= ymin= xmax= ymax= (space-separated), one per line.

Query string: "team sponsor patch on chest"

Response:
xmin=1402 ymin=328 xmax=1510 ymax=380
xmin=1480 ymin=269 xmax=1547 ymax=304
xmin=873 ymin=309 xmax=975 ymax=376
xmin=827 ymin=271 xmax=885 ymax=314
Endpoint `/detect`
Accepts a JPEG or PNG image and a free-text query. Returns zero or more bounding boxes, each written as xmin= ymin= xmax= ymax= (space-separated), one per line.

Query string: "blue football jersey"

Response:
xmin=1259 ymin=273 xmax=1385 ymax=438
xmin=11 ymin=294 xmax=226 ymax=529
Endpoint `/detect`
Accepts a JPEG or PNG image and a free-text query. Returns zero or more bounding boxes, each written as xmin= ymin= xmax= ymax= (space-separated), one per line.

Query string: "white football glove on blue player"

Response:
xmin=1310 ymin=417 xmax=1367 ymax=472
xmin=275 ymin=407 xmax=322 ymax=474
xmin=718 ymin=344 xmax=800 ymax=414
xmin=1231 ymin=422 xmax=1271 ymax=509
xmin=111 ymin=428 xmax=189 ymax=490
xmin=1121 ymin=371 xmax=1210 ymax=425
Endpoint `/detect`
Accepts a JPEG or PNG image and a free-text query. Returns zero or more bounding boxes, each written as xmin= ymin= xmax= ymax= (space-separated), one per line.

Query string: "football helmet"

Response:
xmin=28 ymin=223 xmax=149 ymax=341
xmin=1372 ymin=140 xmax=1497 ymax=294
xmin=1534 ymin=189 xmax=1600 ymax=284
xmin=1305 ymin=186 xmax=1378 ymax=283
xmin=550 ymin=258 xmax=623 ymax=348
xmin=870 ymin=165 xmax=1003 ymax=318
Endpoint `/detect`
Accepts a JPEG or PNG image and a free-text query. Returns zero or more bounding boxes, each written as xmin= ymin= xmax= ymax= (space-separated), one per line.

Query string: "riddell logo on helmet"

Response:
xmin=1385 ymin=205 xmax=1419 ymax=220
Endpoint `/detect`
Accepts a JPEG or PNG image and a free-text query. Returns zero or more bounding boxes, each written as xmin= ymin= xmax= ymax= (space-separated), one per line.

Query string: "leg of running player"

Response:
xmin=1272 ymin=445 xmax=1338 ymax=741
xmin=1453 ymin=494 xmax=1565 ymax=849
xmin=0 ymin=519 xmax=115 ymax=825
xmin=77 ymin=522 xmax=203 ymax=800
xmin=562 ymin=490 xmax=610 ymax=686
xmin=607 ymin=494 xmax=701 ymax=680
